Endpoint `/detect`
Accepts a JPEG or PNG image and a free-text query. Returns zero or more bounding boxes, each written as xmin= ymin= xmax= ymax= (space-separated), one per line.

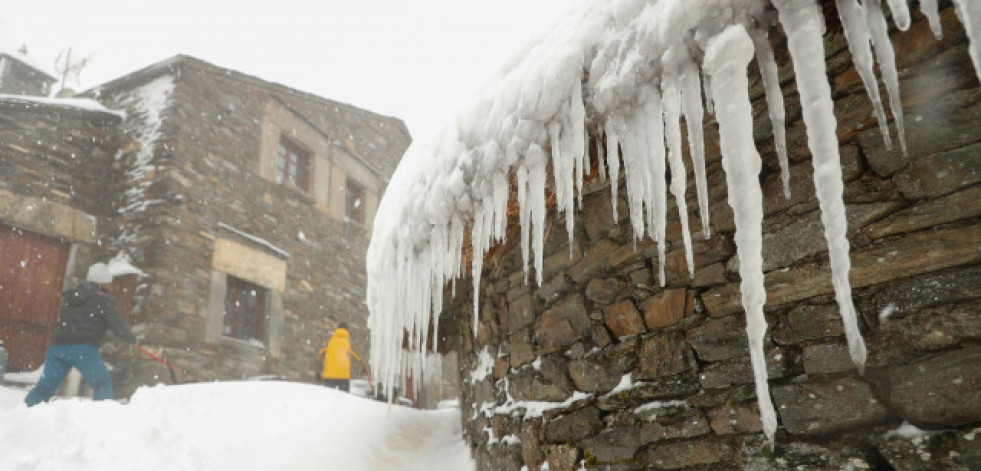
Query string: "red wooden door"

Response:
xmin=0 ymin=225 xmax=70 ymax=371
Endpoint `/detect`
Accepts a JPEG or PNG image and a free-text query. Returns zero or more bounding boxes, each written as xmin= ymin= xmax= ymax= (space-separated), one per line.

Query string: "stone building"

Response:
xmin=367 ymin=1 xmax=980 ymax=470
xmin=0 ymin=53 xmax=410 ymax=398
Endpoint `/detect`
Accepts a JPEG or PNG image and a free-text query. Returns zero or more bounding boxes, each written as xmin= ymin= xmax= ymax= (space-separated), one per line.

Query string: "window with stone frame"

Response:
xmin=345 ymin=178 xmax=366 ymax=225
xmin=223 ymin=275 xmax=268 ymax=342
xmin=275 ymin=135 xmax=311 ymax=191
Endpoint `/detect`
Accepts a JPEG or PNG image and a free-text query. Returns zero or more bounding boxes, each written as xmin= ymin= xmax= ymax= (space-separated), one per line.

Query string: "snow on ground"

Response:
xmin=0 ymin=381 xmax=473 ymax=471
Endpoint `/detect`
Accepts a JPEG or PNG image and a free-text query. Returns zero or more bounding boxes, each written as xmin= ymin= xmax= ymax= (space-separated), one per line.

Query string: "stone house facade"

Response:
xmin=433 ymin=3 xmax=980 ymax=470
xmin=0 ymin=54 xmax=410 ymax=398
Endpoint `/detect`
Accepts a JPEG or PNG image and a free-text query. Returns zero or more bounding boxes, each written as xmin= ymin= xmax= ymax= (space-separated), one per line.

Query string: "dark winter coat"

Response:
xmin=49 ymin=282 xmax=136 ymax=347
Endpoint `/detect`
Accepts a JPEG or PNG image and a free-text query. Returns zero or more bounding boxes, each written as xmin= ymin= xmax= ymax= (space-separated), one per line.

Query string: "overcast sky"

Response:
xmin=0 ymin=0 xmax=588 ymax=141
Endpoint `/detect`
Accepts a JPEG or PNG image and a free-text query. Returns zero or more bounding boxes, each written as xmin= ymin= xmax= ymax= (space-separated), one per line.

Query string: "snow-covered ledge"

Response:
xmin=367 ymin=0 xmax=981 ymax=444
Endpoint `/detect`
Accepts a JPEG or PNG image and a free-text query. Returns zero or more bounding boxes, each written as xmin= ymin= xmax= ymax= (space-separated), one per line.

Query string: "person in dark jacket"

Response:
xmin=25 ymin=262 xmax=137 ymax=406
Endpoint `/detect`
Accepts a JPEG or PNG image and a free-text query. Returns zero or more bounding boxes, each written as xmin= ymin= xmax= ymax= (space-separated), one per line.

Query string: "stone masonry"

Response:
xmin=441 ymin=3 xmax=980 ymax=470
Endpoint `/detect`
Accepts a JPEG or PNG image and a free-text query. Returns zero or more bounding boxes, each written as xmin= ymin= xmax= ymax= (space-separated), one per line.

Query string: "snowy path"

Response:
xmin=0 ymin=381 xmax=474 ymax=471
xmin=367 ymin=407 xmax=469 ymax=471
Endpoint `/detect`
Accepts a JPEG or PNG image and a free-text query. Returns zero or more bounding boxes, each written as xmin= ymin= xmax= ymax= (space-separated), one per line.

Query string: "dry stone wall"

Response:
xmin=442 ymin=4 xmax=980 ymax=470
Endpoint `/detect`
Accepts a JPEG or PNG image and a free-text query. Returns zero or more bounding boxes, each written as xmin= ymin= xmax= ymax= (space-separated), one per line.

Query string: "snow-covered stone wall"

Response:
xmin=375 ymin=1 xmax=980 ymax=469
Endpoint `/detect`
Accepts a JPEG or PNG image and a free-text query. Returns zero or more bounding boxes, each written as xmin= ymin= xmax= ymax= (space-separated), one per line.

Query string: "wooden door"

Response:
xmin=0 ymin=225 xmax=70 ymax=371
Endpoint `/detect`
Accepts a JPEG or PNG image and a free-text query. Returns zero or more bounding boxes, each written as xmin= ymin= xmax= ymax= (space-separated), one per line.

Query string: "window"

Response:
xmin=223 ymin=276 xmax=267 ymax=342
xmin=345 ymin=179 xmax=366 ymax=225
xmin=276 ymin=135 xmax=311 ymax=190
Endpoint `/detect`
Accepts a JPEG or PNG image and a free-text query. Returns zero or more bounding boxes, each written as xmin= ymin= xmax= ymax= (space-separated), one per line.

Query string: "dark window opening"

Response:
xmin=223 ymin=276 xmax=267 ymax=343
xmin=345 ymin=179 xmax=366 ymax=225
xmin=276 ymin=135 xmax=311 ymax=191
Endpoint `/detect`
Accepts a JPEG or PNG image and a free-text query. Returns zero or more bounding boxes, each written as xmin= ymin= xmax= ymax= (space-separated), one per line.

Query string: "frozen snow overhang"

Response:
xmin=0 ymin=93 xmax=125 ymax=119
xmin=366 ymin=0 xmax=981 ymax=443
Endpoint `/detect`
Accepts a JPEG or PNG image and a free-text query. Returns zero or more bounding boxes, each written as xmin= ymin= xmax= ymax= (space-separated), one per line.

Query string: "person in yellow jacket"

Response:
xmin=318 ymin=323 xmax=360 ymax=392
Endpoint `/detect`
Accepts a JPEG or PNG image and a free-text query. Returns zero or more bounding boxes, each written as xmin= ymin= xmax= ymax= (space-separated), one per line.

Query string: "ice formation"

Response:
xmin=366 ymin=0 xmax=981 ymax=443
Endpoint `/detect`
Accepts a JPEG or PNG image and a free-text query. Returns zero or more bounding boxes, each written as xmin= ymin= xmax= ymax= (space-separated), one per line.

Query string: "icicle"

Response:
xmin=549 ymin=119 xmax=576 ymax=257
xmin=703 ymin=23 xmax=777 ymax=444
xmin=953 ymin=0 xmax=981 ymax=85
xmin=837 ymin=0 xmax=894 ymax=150
xmin=605 ymin=117 xmax=622 ymax=220
xmin=884 ymin=0 xmax=911 ymax=31
xmin=528 ymin=144 xmax=548 ymax=287
xmin=517 ymin=165 xmax=531 ymax=284
xmin=866 ymin=0 xmax=908 ymax=155
xmin=660 ymin=69 xmax=694 ymax=279
xmin=774 ymin=0 xmax=868 ymax=374
xmin=749 ymin=9 xmax=792 ymax=198
xmin=679 ymin=54 xmax=712 ymax=238
xmin=570 ymin=81 xmax=587 ymax=211
xmin=919 ymin=0 xmax=943 ymax=39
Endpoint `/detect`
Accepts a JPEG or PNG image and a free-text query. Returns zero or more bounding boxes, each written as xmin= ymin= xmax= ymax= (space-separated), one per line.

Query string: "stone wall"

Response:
xmin=443 ymin=4 xmax=980 ymax=470
xmin=0 ymin=96 xmax=122 ymax=268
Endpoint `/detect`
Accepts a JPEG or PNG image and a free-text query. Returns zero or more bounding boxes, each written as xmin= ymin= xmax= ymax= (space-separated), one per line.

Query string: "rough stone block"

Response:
xmin=889 ymin=346 xmax=981 ymax=427
xmin=508 ymin=294 xmax=535 ymax=334
xmin=645 ymin=439 xmax=734 ymax=470
xmin=544 ymin=444 xmax=579 ymax=471
xmin=544 ymin=406 xmax=604 ymax=443
xmin=585 ymin=277 xmax=627 ymax=305
xmin=639 ymin=412 xmax=711 ymax=443
xmin=865 ymin=184 xmax=981 ymax=239
xmin=708 ymin=405 xmax=764 ymax=435
xmin=686 ymin=316 xmax=748 ymax=362
xmin=772 ymin=304 xmax=844 ymax=345
xmin=534 ymin=295 xmax=590 ymax=354
xmin=641 ymin=289 xmax=687 ymax=330
xmin=581 ymin=426 xmax=641 ymax=463
xmin=637 ymin=334 xmax=693 ymax=379
xmin=803 ymin=343 xmax=855 ymax=375
xmin=605 ymin=300 xmax=646 ymax=338
xmin=772 ymin=378 xmax=891 ymax=435
xmin=895 ymin=141 xmax=981 ymax=199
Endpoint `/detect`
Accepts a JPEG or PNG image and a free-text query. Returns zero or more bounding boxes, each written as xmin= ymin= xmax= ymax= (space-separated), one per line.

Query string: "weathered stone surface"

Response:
xmin=605 ymin=300 xmax=646 ymax=338
xmin=581 ymin=427 xmax=641 ymax=463
xmin=544 ymin=444 xmax=579 ymax=471
xmin=687 ymin=316 xmax=748 ymax=362
xmin=508 ymin=294 xmax=536 ymax=334
xmin=691 ymin=262 xmax=728 ymax=288
xmin=702 ymin=224 xmax=981 ymax=317
xmin=585 ymin=278 xmax=627 ymax=305
xmin=569 ymin=342 xmax=637 ymax=392
xmin=637 ymin=334 xmax=693 ymax=380
xmin=509 ymin=356 xmax=574 ymax=402
xmin=508 ymin=328 xmax=537 ymax=368
xmin=641 ymin=289 xmax=688 ymax=330
xmin=520 ymin=418 xmax=544 ymax=470
xmin=895 ymin=141 xmax=981 ymax=199
xmin=697 ymin=348 xmax=788 ymax=389
xmin=639 ymin=412 xmax=711 ymax=443
xmin=728 ymin=202 xmax=902 ymax=273
xmin=865 ymin=184 xmax=981 ymax=239
xmin=645 ymin=439 xmax=734 ymax=470
xmin=537 ymin=275 xmax=572 ymax=306
xmin=875 ymin=426 xmax=981 ymax=471
xmin=889 ymin=346 xmax=981 ymax=427
xmin=867 ymin=265 xmax=981 ymax=322
xmin=861 ymin=87 xmax=981 ymax=177
xmin=772 ymin=304 xmax=844 ymax=345
xmin=534 ymin=294 xmax=591 ymax=354
xmin=544 ymin=406 xmax=604 ymax=443
xmin=708 ymin=405 xmax=763 ymax=435
xmin=598 ymin=379 xmax=700 ymax=411
xmin=568 ymin=239 xmax=619 ymax=284
xmin=868 ymin=303 xmax=981 ymax=368
xmin=802 ymin=343 xmax=854 ymax=375
xmin=772 ymin=378 xmax=891 ymax=435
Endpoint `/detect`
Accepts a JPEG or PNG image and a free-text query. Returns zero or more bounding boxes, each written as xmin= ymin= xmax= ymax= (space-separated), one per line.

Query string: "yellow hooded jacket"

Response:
xmin=319 ymin=328 xmax=360 ymax=379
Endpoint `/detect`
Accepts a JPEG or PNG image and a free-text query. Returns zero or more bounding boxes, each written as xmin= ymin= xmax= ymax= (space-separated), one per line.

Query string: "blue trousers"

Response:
xmin=25 ymin=344 xmax=113 ymax=407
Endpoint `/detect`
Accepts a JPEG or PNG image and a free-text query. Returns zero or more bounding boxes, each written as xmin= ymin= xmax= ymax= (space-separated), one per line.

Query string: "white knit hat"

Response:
xmin=86 ymin=262 xmax=113 ymax=284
